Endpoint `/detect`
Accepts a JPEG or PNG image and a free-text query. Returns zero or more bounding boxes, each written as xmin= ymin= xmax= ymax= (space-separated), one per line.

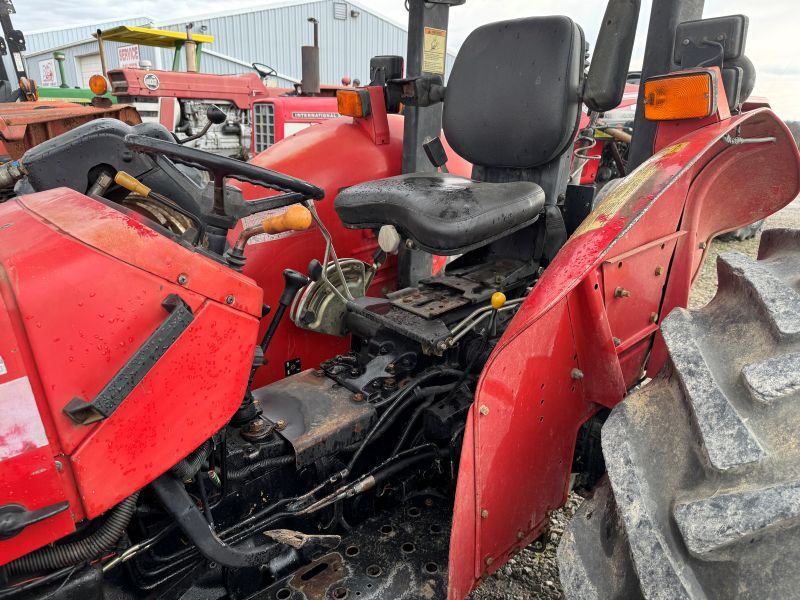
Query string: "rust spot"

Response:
xmin=287 ymin=552 xmax=346 ymax=598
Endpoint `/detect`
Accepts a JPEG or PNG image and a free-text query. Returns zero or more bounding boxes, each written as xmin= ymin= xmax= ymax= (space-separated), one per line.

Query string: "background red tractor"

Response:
xmin=0 ymin=1 xmax=798 ymax=599
xmin=101 ymin=20 xmax=344 ymax=160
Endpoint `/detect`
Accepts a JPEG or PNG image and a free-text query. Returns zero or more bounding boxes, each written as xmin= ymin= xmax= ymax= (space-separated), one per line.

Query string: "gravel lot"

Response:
xmin=469 ymin=199 xmax=800 ymax=600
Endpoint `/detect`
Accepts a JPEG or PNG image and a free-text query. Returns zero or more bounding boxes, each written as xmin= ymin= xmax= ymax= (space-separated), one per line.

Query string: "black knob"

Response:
xmin=308 ymin=259 xmax=323 ymax=282
xmin=280 ymin=269 xmax=309 ymax=306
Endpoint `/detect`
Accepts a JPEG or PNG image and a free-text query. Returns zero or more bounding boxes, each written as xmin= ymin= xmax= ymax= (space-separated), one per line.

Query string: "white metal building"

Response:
xmin=22 ymin=0 xmax=456 ymax=90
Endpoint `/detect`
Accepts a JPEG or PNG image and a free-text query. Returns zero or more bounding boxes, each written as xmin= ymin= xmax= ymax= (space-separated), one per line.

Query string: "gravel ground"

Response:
xmin=469 ymin=199 xmax=800 ymax=600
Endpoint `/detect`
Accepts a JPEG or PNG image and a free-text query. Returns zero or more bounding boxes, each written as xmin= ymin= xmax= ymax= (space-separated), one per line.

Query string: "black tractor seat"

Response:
xmin=334 ymin=173 xmax=545 ymax=255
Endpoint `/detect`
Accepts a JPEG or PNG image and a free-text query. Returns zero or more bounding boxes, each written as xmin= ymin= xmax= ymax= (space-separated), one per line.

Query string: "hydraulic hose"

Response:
xmin=226 ymin=454 xmax=294 ymax=481
xmin=6 ymin=492 xmax=140 ymax=575
xmin=390 ymin=383 xmax=458 ymax=455
xmin=171 ymin=440 xmax=213 ymax=481
xmin=347 ymin=368 xmax=462 ymax=475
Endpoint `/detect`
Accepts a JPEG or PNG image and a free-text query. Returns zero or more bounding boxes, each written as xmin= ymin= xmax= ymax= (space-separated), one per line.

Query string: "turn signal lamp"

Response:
xmin=643 ymin=70 xmax=716 ymax=121
xmin=336 ymin=89 xmax=372 ymax=118
xmin=89 ymin=74 xmax=108 ymax=96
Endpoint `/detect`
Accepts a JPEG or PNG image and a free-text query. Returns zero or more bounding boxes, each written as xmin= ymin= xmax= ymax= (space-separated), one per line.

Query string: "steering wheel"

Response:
xmin=124 ymin=134 xmax=324 ymax=253
xmin=252 ymin=62 xmax=278 ymax=79
xmin=125 ymin=133 xmax=323 ymax=215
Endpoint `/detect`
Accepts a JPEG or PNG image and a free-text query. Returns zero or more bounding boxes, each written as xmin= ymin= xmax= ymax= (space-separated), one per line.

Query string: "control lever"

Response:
xmin=114 ymin=171 xmax=205 ymax=243
xmin=0 ymin=501 xmax=69 ymax=540
xmin=260 ymin=269 xmax=309 ymax=355
xmin=225 ymin=205 xmax=312 ymax=271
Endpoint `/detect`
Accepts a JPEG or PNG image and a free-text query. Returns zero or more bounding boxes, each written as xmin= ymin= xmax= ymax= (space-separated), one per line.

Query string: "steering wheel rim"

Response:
xmin=124 ymin=134 xmax=325 ymax=207
xmin=252 ymin=62 xmax=278 ymax=79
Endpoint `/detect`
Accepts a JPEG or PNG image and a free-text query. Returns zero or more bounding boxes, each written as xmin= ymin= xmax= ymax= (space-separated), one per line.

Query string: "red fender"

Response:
xmin=447 ymin=108 xmax=800 ymax=598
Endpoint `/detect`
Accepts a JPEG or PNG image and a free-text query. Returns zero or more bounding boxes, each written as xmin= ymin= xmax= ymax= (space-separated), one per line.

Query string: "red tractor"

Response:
xmin=1 ymin=2 xmax=798 ymax=600
xmin=100 ymin=21 xmax=343 ymax=160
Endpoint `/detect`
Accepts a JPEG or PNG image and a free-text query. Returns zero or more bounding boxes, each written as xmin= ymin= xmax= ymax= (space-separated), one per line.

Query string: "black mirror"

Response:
xmin=583 ymin=0 xmax=641 ymax=112
xmin=206 ymin=104 xmax=227 ymax=125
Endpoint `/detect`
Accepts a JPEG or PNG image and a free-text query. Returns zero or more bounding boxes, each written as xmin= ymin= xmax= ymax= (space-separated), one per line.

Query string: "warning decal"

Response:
xmin=422 ymin=27 xmax=447 ymax=76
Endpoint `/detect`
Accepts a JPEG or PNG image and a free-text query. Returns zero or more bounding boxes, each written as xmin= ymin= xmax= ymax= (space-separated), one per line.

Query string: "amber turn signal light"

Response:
xmin=336 ymin=89 xmax=372 ymax=118
xmin=89 ymin=74 xmax=109 ymax=96
xmin=643 ymin=70 xmax=717 ymax=121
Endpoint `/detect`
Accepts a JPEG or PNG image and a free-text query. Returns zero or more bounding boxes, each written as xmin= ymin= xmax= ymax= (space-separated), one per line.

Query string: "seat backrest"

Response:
xmin=443 ymin=16 xmax=585 ymax=170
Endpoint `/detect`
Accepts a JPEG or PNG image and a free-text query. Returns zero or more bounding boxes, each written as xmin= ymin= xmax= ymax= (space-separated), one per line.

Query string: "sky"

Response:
xmin=13 ymin=0 xmax=800 ymax=119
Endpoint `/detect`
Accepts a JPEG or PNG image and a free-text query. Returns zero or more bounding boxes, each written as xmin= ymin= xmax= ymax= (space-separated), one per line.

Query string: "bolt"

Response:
xmin=613 ymin=337 xmax=621 ymax=347
xmin=225 ymin=295 xmax=235 ymax=305
xmin=682 ymin=38 xmax=690 ymax=46
xmin=437 ymin=340 xmax=449 ymax=351
xmin=570 ymin=368 xmax=584 ymax=380
xmin=481 ymin=509 xmax=489 ymax=519
xmin=275 ymin=419 xmax=287 ymax=431
xmin=177 ymin=273 xmax=188 ymax=285
xmin=614 ymin=287 xmax=631 ymax=298
xmin=241 ymin=417 xmax=271 ymax=440
xmin=386 ymin=363 xmax=396 ymax=374
xmin=699 ymin=241 xmax=707 ymax=250
xmin=349 ymin=368 xmax=360 ymax=377
xmin=517 ymin=531 xmax=525 ymax=541
xmin=485 ymin=556 xmax=494 ymax=566
xmin=654 ymin=265 xmax=664 ymax=276
xmin=55 ymin=460 xmax=63 ymax=472
xmin=479 ymin=405 xmax=489 ymax=416
xmin=353 ymin=392 xmax=365 ymax=402
xmin=383 ymin=377 xmax=397 ymax=390
xmin=405 ymin=239 xmax=415 ymax=249
xmin=424 ymin=498 xmax=434 ymax=508
xmin=649 ymin=312 xmax=659 ymax=323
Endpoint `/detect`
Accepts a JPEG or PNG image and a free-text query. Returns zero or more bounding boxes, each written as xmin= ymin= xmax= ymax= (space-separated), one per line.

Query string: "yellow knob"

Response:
xmin=491 ymin=292 xmax=506 ymax=310
xmin=114 ymin=171 xmax=152 ymax=198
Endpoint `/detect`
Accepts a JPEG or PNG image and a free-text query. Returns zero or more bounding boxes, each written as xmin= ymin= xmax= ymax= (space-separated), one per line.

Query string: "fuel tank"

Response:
xmin=0 ymin=189 xmax=261 ymax=564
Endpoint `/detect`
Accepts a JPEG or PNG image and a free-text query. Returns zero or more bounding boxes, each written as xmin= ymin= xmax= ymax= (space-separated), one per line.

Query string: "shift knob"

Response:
xmin=280 ymin=269 xmax=309 ymax=306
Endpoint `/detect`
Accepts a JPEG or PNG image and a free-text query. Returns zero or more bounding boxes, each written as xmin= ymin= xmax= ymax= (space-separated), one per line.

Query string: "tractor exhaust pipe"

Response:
xmin=185 ymin=22 xmax=198 ymax=73
xmin=301 ymin=17 xmax=320 ymax=95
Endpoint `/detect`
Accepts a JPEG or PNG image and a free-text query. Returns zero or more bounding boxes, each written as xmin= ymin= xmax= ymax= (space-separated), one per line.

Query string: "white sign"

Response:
xmin=38 ymin=58 xmax=58 ymax=87
xmin=118 ymin=44 xmax=140 ymax=69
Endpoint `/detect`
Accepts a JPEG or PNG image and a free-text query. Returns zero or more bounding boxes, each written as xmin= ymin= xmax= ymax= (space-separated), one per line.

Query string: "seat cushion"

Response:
xmin=334 ymin=173 xmax=545 ymax=255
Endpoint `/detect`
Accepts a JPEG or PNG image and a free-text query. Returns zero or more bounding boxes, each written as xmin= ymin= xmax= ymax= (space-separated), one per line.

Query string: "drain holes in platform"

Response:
xmin=380 ymin=524 xmax=394 ymax=535
xmin=429 ymin=523 xmax=443 ymax=534
xmin=332 ymin=587 xmax=349 ymax=599
xmin=401 ymin=542 xmax=416 ymax=554
xmin=407 ymin=506 xmax=421 ymax=517
xmin=276 ymin=589 xmax=292 ymax=600
xmin=345 ymin=545 xmax=359 ymax=557
xmin=301 ymin=562 xmax=329 ymax=581
xmin=424 ymin=562 xmax=439 ymax=574
xmin=366 ymin=564 xmax=382 ymax=578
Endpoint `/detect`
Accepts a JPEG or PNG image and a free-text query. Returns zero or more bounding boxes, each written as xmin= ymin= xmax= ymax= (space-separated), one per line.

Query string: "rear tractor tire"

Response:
xmin=717 ymin=219 xmax=765 ymax=242
xmin=558 ymin=228 xmax=800 ymax=599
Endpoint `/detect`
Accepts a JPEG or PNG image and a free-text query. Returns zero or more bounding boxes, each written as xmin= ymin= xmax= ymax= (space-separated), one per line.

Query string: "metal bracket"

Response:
xmin=63 ymin=294 xmax=194 ymax=425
